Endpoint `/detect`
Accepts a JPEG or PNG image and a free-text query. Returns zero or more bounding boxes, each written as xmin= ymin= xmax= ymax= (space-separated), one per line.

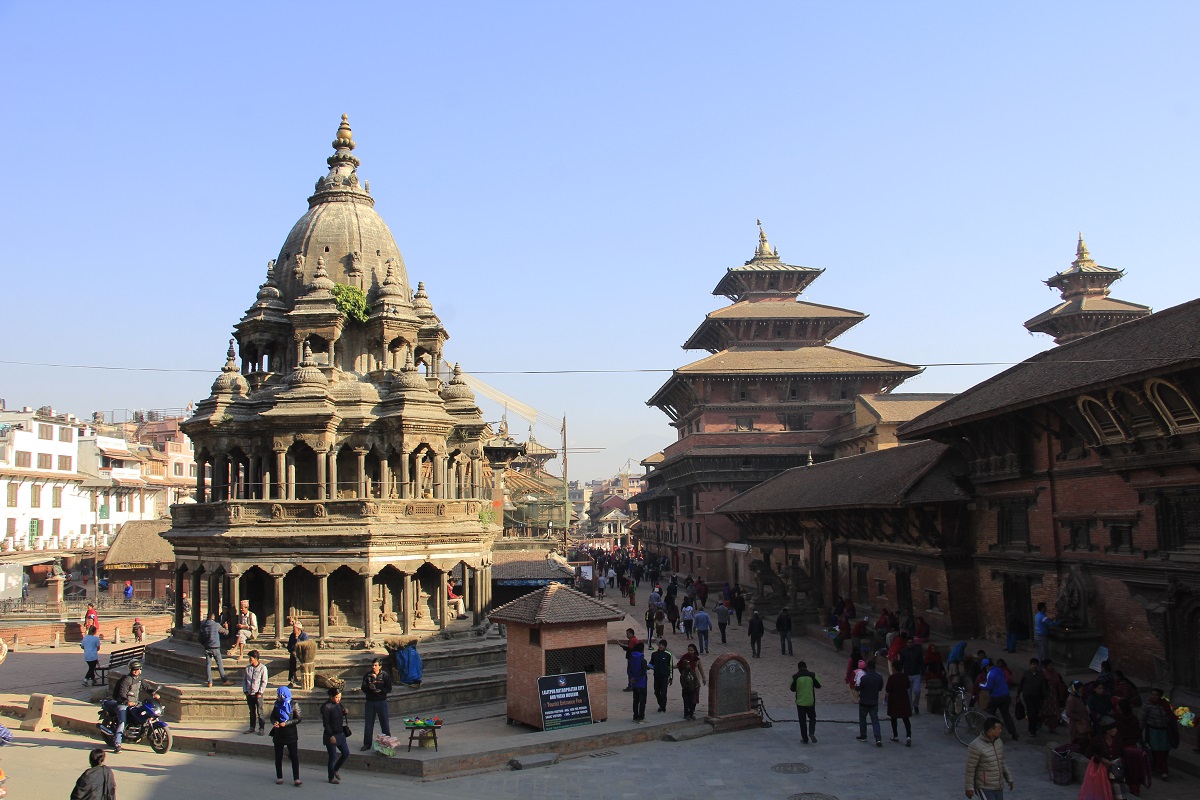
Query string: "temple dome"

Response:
xmin=274 ymin=115 xmax=411 ymax=306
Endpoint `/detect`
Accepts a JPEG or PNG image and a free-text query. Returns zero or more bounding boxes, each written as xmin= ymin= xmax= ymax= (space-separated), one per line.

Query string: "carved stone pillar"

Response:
xmin=380 ymin=458 xmax=391 ymax=500
xmin=190 ymin=570 xmax=202 ymax=630
xmin=356 ymin=450 xmax=367 ymax=499
xmin=273 ymin=573 xmax=286 ymax=642
xmin=228 ymin=572 xmax=241 ymax=618
xmin=286 ymin=453 xmax=296 ymax=500
xmin=271 ymin=450 xmax=283 ymax=501
xmin=316 ymin=451 xmax=327 ymax=500
xmin=469 ymin=567 xmax=482 ymax=615
xmin=328 ymin=450 xmax=338 ymax=500
xmin=400 ymin=572 xmax=412 ymax=635
xmin=361 ymin=571 xmax=374 ymax=641
xmin=195 ymin=456 xmax=206 ymax=503
xmin=213 ymin=454 xmax=228 ymax=502
xmin=399 ymin=450 xmax=410 ymax=499
xmin=174 ymin=568 xmax=185 ymax=630
xmin=260 ymin=455 xmax=271 ymax=500
xmin=438 ymin=570 xmax=448 ymax=632
xmin=317 ymin=573 xmax=329 ymax=642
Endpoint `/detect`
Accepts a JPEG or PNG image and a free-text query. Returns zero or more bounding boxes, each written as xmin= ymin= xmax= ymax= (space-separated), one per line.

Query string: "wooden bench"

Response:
xmin=94 ymin=645 xmax=147 ymax=684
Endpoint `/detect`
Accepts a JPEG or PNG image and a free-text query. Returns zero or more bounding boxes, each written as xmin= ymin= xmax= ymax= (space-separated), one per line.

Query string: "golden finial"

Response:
xmin=1076 ymin=232 xmax=1090 ymax=260
xmin=756 ymin=219 xmax=771 ymax=256
xmin=333 ymin=113 xmax=355 ymax=150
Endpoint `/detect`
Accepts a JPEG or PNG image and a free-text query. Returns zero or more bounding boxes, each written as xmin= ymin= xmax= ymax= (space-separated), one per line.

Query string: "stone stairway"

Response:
xmin=141 ymin=633 xmax=508 ymax=722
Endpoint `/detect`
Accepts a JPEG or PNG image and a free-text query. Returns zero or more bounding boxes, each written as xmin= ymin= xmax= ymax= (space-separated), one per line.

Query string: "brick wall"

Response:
xmin=503 ymin=621 xmax=610 ymax=728
xmin=1 ymin=613 xmax=172 ymax=646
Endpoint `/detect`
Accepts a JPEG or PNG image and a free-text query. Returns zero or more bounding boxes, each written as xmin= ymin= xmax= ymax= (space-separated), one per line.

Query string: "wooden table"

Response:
xmin=404 ymin=724 xmax=441 ymax=751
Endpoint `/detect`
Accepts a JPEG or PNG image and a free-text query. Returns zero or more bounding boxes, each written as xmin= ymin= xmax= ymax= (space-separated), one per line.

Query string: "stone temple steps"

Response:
xmin=142 ymin=636 xmax=508 ymax=722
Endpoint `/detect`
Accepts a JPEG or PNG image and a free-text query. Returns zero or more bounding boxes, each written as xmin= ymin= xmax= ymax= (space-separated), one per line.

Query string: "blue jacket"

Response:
xmin=1034 ymin=611 xmax=1057 ymax=637
xmin=981 ymin=665 xmax=1010 ymax=698
xmin=627 ymin=651 xmax=649 ymax=689
xmin=396 ymin=644 xmax=423 ymax=684
xmin=694 ymin=610 xmax=712 ymax=631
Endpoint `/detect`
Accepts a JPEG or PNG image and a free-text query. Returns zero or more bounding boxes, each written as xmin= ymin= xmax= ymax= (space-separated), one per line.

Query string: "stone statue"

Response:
xmin=749 ymin=555 xmax=789 ymax=613
xmin=292 ymin=253 xmax=305 ymax=280
xmin=1054 ymin=573 xmax=1085 ymax=627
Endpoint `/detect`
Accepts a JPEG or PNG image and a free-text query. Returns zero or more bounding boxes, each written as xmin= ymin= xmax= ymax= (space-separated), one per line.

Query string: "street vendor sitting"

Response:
xmin=447 ymin=579 xmax=468 ymax=620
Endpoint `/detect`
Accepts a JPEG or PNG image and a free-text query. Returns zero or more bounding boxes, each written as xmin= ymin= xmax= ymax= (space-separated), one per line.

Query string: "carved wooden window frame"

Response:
xmin=1109 ymin=387 xmax=1162 ymax=439
xmin=1077 ymin=395 xmax=1126 ymax=444
xmin=1145 ymin=378 xmax=1200 ymax=434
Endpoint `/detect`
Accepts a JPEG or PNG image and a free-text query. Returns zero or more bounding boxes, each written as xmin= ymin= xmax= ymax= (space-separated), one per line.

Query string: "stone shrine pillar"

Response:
xmin=273 ymin=573 xmax=285 ymax=642
xmin=190 ymin=570 xmax=202 ymax=630
xmin=437 ymin=570 xmax=448 ymax=632
xmin=361 ymin=570 xmax=374 ymax=642
xmin=317 ymin=573 xmax=329 ymax=641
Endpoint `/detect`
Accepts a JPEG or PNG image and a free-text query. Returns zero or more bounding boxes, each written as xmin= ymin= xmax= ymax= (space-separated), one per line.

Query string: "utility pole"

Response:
xmin=561 ymin=416 xmax=569 ymax=555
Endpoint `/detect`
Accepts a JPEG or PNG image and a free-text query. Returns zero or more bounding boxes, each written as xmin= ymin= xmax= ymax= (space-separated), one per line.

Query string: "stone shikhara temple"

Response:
xmin=165 ymin=116 xmax=494 ymax=645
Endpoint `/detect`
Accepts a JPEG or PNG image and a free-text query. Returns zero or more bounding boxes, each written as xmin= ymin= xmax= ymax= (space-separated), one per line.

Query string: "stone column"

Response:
xmin=400 ymin=572 xmax=412 ymax=635
xmin=399 ymin=450 xmax=410 ymax=499
xmin=316 ymin=451 xmax=327 ymax=500
xmin=328 ymin=451 xmax=338 ymax=500
xmin=274 ymin=450 xmax=286 ymax=501
xmin=190 ymin=570 xmax=202 ymax=630
xmin=286 ymin=453 xmax=296 ymax=500
xmin=273 ymin=573 xmax=286 ymax=642
xmin=438 ymin=570 xmax=448 ymax=632
xmin=469 ymin=567 xmax=482 ymax=615
xmin=361 ymin=571 xmax=374 ymax=641
xmin=356 ymin=450 xmax=367 ymax=499
xmin=380 ymin=458 xmax=391 ymax=500
xmin=228 ymin=572 xmax=241 ymax=618
xmin=174 ymin=570 xmax=185 ymax=630
xmin=260 ymin=455 xmax=271 ymax=500
xmin=213 ymin=454 xmax=227 ymax=502
xmin=317 ymin=573 xmax=329 ymax=642
xmin=195 ymin=456 xmax=206 ymax=503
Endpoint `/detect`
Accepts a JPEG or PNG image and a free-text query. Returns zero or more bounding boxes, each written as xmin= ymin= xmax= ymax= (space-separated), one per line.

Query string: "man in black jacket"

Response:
xmin=360 ymin=657 xmax=393 ymax=750
xmin=70 ymin=749 xmax=116 ymax=800
xmin=648 ymin=639 xmax=674 ymax=713
xmin=776 ymin=608 xmax=794 ymax=656
xmin=855 ymin=658 xmax=885 ymax=746
xmin=111 ymin=660 xmax=158 ymax=753
xmin=748 ymin=611 xmax=765 ymax=658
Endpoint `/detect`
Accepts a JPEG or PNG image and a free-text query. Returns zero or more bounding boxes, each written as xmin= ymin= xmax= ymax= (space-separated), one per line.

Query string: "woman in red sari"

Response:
xmin=1040 ymin=659 xmax=1067 ymax=734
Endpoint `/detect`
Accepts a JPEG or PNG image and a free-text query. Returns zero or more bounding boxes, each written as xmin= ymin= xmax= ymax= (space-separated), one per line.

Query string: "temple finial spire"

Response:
xmin=755 ymin=219 xmax=772 ymax=257
xmin=333 ymin=113 xmax=355 ymax=151
xmin=1077 ymin=232 xmax=1089 ymax=260
xmin=223 ymin=338 xmax=238 ymax=372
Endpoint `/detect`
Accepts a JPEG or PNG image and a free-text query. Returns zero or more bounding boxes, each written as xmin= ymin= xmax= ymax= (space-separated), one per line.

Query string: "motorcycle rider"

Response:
xmin=111 ymin=661 xmax=157 ymax=753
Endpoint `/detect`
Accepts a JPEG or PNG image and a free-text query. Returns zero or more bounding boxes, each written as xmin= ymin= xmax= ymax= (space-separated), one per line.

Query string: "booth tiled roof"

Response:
xmin=488 ymin=583 xmax=625 ymax=625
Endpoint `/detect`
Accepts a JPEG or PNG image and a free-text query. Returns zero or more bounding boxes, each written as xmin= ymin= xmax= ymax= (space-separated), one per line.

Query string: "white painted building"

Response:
xmin=0 ymin=406 xmax=166 ymax=552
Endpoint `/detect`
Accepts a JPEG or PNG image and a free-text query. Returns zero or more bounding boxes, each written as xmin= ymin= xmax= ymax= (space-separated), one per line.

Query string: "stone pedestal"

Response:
xmin=45 ymin=575 xmax=65 ymax=616
xmin=1047 ymin=628 xmax=1102 ymax=669
xmin=21 ymin=693 xmax=55 ymax=731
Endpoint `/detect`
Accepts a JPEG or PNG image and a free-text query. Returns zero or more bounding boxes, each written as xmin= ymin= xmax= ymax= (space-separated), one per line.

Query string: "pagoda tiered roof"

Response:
xmin=1025 ymin=235 xmax=1151 ymax=345
xmin=682 ymin=299 xmax=867 ymax=351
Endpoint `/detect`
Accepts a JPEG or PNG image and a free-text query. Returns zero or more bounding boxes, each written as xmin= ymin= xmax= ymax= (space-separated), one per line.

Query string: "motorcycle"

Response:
xmin=97 ymin=697 xmax=172 ymax=754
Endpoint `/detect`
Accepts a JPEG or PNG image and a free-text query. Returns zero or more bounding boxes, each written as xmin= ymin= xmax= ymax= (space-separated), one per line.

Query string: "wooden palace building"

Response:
xmin=634 ymin=223 xmax=921 ymax=586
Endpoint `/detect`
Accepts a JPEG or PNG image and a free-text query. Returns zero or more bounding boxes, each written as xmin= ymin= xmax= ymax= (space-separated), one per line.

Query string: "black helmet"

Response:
xmin=129 ymin=660 xmax=143 ymax=671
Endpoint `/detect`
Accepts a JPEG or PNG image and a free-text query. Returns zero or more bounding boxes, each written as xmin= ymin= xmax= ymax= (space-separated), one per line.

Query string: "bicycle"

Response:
xmin=943 ymin=683 xmax=988 ymax=745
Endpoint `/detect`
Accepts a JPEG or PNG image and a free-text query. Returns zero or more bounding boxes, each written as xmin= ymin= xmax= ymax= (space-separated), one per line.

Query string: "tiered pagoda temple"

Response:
xmin=635 ymin=223 xmax=921 ymax=584
xmin=165 ymin=116 xmax=494 ymax=645
xmin=1025 ymin=235 xmax=1151 ymax=344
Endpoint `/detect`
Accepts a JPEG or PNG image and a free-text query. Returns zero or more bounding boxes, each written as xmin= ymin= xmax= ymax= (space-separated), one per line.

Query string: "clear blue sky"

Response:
xmin=1 ymin=2 xmax=1197 ymax=481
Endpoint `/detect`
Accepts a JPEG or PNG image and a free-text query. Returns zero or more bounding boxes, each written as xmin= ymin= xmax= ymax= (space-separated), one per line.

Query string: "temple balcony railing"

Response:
xmin=170 ymin=498 xmax=484 ymax=527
